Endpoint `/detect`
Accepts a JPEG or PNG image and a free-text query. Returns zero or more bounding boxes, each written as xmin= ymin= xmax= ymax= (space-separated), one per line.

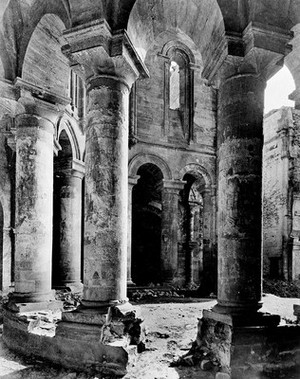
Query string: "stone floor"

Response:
xmin=0 ymin=295 xmax=299 ymax=379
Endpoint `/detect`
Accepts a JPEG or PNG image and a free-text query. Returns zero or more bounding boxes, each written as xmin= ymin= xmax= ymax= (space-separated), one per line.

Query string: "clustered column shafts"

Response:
xmin=82 ymin=76 xmax=130 ymax=306
xmin=216 ymin=73 xmax=266 ymax=316
xmin=14 ymin=114 xmax=54 ymax=302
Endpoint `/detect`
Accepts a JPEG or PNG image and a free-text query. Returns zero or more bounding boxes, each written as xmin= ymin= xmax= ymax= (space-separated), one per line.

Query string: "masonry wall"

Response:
xmin=263 ymin=108 xmax=292 ymax=279
xmin=129 ymin=31 xmax=217 ymax=288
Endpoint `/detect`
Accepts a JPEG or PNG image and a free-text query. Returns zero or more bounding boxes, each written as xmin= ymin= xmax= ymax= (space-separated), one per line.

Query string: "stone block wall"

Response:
xmin=263 ymin=108 xmax=290 ymax=278
xmin=263 ymin=107 xmax=300 ymax=280
xmin=129 ymin=30 xmax=217 ymax=289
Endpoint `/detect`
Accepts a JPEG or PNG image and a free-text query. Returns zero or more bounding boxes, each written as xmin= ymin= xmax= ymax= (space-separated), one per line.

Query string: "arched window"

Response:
xmin=161 ymin=43 xmax=195 ymax=143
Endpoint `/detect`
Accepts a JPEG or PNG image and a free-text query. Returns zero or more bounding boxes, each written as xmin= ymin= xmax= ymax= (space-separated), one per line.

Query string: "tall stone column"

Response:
xmin=215 ymin=73 xmax=266 ymax=317
xmin=127 ymin=175 xmax=139 ymax=287
xmin=54 ymin=163 xmax=84 ymax=290
xmin=161 ymin=180 xmax=185 ymax=284
xmin=82 ymin=76 xmax=129 ymax=305
xmin=14 ymin=113 xmax=55 ymax=302
xmin=63 ymin=21 xmax=149 ymax=308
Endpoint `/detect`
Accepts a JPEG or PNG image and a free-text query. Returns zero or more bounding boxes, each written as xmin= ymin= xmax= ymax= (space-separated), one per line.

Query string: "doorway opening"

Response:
xmin=132 ymin=163 xmax=163 ymax=286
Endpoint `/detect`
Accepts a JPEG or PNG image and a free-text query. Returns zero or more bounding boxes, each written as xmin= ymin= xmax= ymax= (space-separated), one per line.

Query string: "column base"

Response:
xmin=3 ymin=301 xmax=145 ymax=377
xmin=10 ymin=290 xmax=56 ymax=303
xmin=212 ymin=302 xmax=280 ymax=327
xmin=177 ymin=308 xmax=300 ymax=379
xmin=54 ymin=281 xmax=83 ymax=294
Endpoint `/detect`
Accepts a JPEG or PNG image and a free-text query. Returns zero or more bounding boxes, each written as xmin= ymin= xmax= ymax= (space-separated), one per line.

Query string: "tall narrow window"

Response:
xmin=162 ymin=42 xmax=195 ymax=142
xmin=169 ymin=61 xmax=180 ymax=110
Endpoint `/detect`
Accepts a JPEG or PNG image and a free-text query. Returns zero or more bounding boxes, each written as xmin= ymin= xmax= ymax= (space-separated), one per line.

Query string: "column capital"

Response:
xmin=62 ymin=19 xmax=149 ymax=89
xmin=15 ymin=113 xmax=54 ymax=135
xmin=128 ymin=175 xmax=140 ymax=187
xmin=14 ymin=78 xmax=69 ymax=122
xmin=55 ymin=159 xmax=85 ymax=179
xmin=217 ymin=22 xmax=292 ymax=83
xmin=163 ymin=179 xmax=186 ymax=192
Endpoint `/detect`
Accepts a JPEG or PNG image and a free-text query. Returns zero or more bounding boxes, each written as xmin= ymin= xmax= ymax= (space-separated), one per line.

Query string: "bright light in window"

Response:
xmin=170 ymin=61 xmax=180 ymax=110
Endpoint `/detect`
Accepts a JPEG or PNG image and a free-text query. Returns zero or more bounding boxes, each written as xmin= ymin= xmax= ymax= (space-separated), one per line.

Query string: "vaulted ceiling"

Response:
xmin=0 ymin=0 xmax=300 ymax=82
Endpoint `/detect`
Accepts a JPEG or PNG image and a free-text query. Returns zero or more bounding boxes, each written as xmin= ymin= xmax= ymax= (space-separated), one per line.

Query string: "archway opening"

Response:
xmin=52 ymin=129 xmax=73 ymax=288
xmin=180 ymin=173 xmax=206 ymax=287
xmin=132 ymin=163 xmax=163 ymax=286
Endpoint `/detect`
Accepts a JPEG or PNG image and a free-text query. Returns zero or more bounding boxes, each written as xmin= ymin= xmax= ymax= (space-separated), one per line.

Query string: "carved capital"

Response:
xmin=128 ymin=175 xmax=140 ymax=188
xmin=14 ymin=78 xmax=68 ymax=127
xmin=216 ymin=22 xmax=293 ymax=83
xmin=163 ymin=179 xmax=186 ymax=193
xmin=62 ymin=19 xmax=149 ymax=88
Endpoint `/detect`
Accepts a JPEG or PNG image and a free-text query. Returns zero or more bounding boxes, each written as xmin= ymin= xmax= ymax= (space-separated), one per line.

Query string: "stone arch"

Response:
xmin=0 ymin=0 xmax=71 ymax=81
xmin=129 ymin=153 xmax=172 ymax=180
xmin=21 ymin=12 xmax=69 ymax=98
xmin=127 ymin=0 xmax=225 ymax=78
xmin=161 ymin=40 xmax=196 ymax=65
xmin=179 ymin=164 xmax=212 ymax=190
xmin=57 ymin=118 xmax=82 ymax=161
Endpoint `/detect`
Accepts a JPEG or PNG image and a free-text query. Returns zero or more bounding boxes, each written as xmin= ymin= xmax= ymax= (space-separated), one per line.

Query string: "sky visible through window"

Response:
xmin=264 ymin=65 xmax=295 ymax=114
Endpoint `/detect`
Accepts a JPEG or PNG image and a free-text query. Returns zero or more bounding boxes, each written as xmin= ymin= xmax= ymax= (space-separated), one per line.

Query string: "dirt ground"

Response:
xmin=0 ymin=294 xmax=299 ymax=379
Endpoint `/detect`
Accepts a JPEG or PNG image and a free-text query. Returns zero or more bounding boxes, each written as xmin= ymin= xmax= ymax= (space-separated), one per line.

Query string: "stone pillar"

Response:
xmin=127 ymin=175 xmax=139 ymax=287
xmin=14 ymin=113 xmax=55 ymax=302
xmin=215 ymin=73 xmax=266 ymax=317
xmin=55 ymin=163 xmax=84 ymax=290
xmin=161 ymin=180 xmax=185 ymax=284
xmin=82 ymin=76 xmax=130 ymax=306
xmin=63 ymin=21 xmax=148 ymax=309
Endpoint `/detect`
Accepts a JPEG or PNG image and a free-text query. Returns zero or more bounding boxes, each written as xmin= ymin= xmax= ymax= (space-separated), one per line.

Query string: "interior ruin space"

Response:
xmin=1 ymin=1 xmax=300 ymax=378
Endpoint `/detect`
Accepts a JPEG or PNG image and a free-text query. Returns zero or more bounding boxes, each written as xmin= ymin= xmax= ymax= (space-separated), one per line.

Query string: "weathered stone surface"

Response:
xmin=3 ymin=307 xmax=128 ymax=377
xmin=217 ymin=72 xmax=265 ymax=316
xmin=14 ymin=113 xmax=55 ymax=301
xmin=215 ymin=372 xmax=231 ymax=379
xmin=82 ymin=77 xmax=130 ymax=304
xmin=161 ymin=180 xmax=185 ymax=284
xmin=53 ymin=167 xmax=84 ymax=289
